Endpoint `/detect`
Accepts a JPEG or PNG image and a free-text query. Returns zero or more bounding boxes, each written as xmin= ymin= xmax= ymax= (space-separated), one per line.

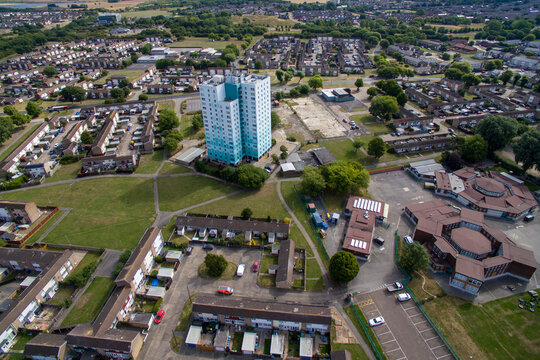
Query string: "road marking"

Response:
xmin=437 ymin=354 xmax=454 ymax=359
xmin=424 ymin=336 xmax=439 ymax=341
xmin=377 ymin=331 xmax=392 ymax=336
xmin=419 ymin=328 xmax=433 ymax=333
xmin=381 ymin=339 xmax=398 ymax=345
xmin=431 ymin=345 xmax=446 ymax=350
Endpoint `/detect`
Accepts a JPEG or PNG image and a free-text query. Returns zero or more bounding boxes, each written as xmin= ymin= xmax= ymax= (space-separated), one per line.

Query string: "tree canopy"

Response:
xmin=320 ymin=160 xmax=370 ymax=194
xmin=0 ymin=117 xmax=14 ymax=144
xmin=80 ymin=130 xmax=93 ymax=145
xmin=308 ymin=75 xmax=323 ymax=90
xmin=399 ymin=242 xmax=430 ymax=273
xmin=60 ymin=86 xmax=86 ymax=102
xmin=475 ymin=115 xmax=519 ymax=152
xmin=513 ymin=130 xmax=540 ymax=171
xmin=158 ymin=109 xmax=180 ymax=132
xmin=367 ymin=137 xmax=387 ymax=158
xmin=25 ymin=101 xmax=41 ymax=118
xmin=369 ymin=95 xmax=399 ymax=120
xmin=462 ymin=134 xmax=488 ymax=162
xmin=329 ymin=251 xmax=359 ymax=283
xmin=236 ymin=165 xmax=268 ymax=189
xmin=204 ymin=253 xmax=228 ymax=277
xmin=300 ymin=166 xmax=327 ymax=196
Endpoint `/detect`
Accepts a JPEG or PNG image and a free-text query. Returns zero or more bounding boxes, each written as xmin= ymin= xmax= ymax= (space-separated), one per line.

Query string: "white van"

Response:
xmin=236 ymin=264 xmax=245 ymax=277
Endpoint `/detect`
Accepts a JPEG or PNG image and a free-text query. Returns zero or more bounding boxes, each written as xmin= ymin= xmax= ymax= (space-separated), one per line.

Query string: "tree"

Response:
xmin=241 ymin=207 xmax=253 ymax=220
xmin=513 ymin=130 xmax=540 ymax=170
xmin=367 ymin=87 xmax=378 ymax=97
xmin=236 ymin=165 xmax=268 ymax=189
xmin=321 ymin=160 xmax=370 ymax=194
xmin=276 ymin=69 xmax=284 ymax=83
xmin=204 ymin=253 xmax=228 ymax=277
xmin=10 ymin=112 xmax=29 ymax=126
xmin=254 ymin=59 xmax=263 ymax=70
xmin=520 ymin=76 xmax=530 ymax=88
xmin=110 ymin=88 xmax=124 ymax=99
xmin=475 ymin=115 xmax=519 ymax=152
xmin=355 ymin=78 xmax=364 ymax=91
xmin=191 ymin=113 xmax=203 ymax=131
xmin=3 ymin=105 xmax=16 ymax=116
xmin=308 ymin=75 xmax=323 ymax=90
xmin=485 ymin=59 xmax=503 ymax=71
xmin=462 ymin=134 xmax=488 ymax=162
xmin=139 ymin=94 xmax=148 ymax=101
xmin=25 ymin=101 xmax=41 ymax=118
xmin=60 ymin=86 xmax=86 ymax=102
xmin=43 ymin=66 xmax=57 ymax=77
xmin=283 ymin=72 xmax=293 ymax=84
xmin=271 ymin=153 xmax=280 ymax=164
xmin=297 ymin=71 xmax=305 ymax=83
xmin=352 ymin=138 xmax=363 ymax=153
xmin=512 ymin=73 xmax=522 ymax=86
xmin=367 ymin=137 xmax=387 ymax=158
xmin=141 ymin=43 xmax=152 ymax=55
xmin=396 ymin=92 xmax=408 ymax=106
xmin=441 ymin=53 xmax=451 ymax=61
xmin=163 ymin=136 xmax=179 ymax=153
xmin=271 ymin=111 xmax=281 ymax=129
xmin=445 ymin=68 xmax=464 ymax=80
xmin=462 ymin=73 xmax=481 ymax=87
xmin=369 ymin=95 xmax=398 ymax=120
xmin=499 ymin=70 xmax=513 ymax=85
xmin=80 ymin=130 xmax=93 ymax=145
xmin=300 ymin=166 xmax=326 ymax=196
xmin=158 ymin=109 xmax=180 ymax=132
xmin=329 ymin=251 xmax=359 ymax=283
xmin=0 ymin=117 xmax=14 ymax=144
xmin=442 ymin=151 xmax=463 ymax=171
xmin=399 ymin=242 xmax=430 ymax=273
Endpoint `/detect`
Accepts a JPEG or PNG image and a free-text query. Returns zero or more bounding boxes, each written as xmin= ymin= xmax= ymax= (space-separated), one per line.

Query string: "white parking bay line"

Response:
xmin=381 ymin=339 xmax=398 ymax=345
xmin=377 ymin=331 xmax=391 ymax=336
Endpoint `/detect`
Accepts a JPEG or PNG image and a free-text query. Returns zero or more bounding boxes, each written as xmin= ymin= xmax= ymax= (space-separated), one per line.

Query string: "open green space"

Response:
xmin=306 ymin=258 xmax=322 ymax=278
xmin=179 ymin=112 xmax=204 ymax=139
xmin=94 ymin=69 xmax=145 ymax=85
xmin=258 ymin=274 xmax=276 ymax=286
xmin=198 ymin=261 xmax=237 ymax=280
xmin=231 ymin=14 xmax=297 ymax=28
xmin=44 ymin=162 xmax=81 ymax=183
xmin=417 ymin=288 xmax=540 ymax=360
xmin=159 ymin=161 xmax=191 ymax=175
xmin=192 ymin=183 xmax=288 ymax=219
xmin=0 ymin=178 xmax=155 ymax=250
xmin=260 ymin=254 xmax=278 ymax=273
xmin=0 ymin=123 xmax=42 ymax=161
xmin=279 ymin=181 xmax=329 ymax=267
xmin=11 ymin=333 xmax=36 ymax=351
xmin=176 ymin=294 xmax=198 ymax=331
xmin=62 ymin=277 xmax=115 ymax=326
xmin=170 ymin=37 xmax=244 ymax=49
xmin=306 ymin=277 xmax=325 ymax=292
xmin=157 ymin=175 xmax=238 ymax=212
xmin=321 ymin=138 xmax=371 ymax=164
xmin=157 ymin=100 xmax=175 ymax=111
xmin=322 ymin=192 xmax=348 ymax=213
xmin=330 ymin=321 xmax=370 ymax=360
xmin=26 ymin=209 xmax=67 ymax=245
xmin=122 ymin=9 xmax=171 ymax=18
xmin=135 ymin=150 xmax=164 ymax=174
xmin=70 ymin=252 xmax=101 ymax=279
xmin=350 ymin=114 xmax=392 ymax=135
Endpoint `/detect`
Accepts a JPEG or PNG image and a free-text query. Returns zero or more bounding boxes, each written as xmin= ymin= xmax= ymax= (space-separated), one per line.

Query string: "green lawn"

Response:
xmin=157 ymin=100 xmax=175 ymax=111
xmin=306 ymin=258 xmax=322 ymax=278
xmin=306 ymin=277 xmax=325 ymax=291
xmin=170 ymin=37 xmax=244 ymax=49
xmin=94 ymin=69 xmax=145 ymax=85
xmin=11 ymin=333 xmax=36 ymax=351
xmin=62 ymin=277 xmax=115 ymax=326
xmin=260 ymin=254 xmax=278 ymax=273
xmin=0 ymin=178 xmax=155 ymax=250
xmin=135 ymin=150 xmax=164 ymax=174
xmin=159 ymin=161 xmax=191 ymax=175
xmin=420 ymin=291 xmax=540 ymax=360
xmin=44 ymin=162 xmax=81 ymax=183
xmin=350 ymin=114 xmax=392 ymax=135
xmin=70 ymin=252 xmax=101 ymax=279
xmin=122 ymin=9 xmax=171 ymax=18
xmin=321 ymin=138 xmax=368 ymax=163
xmin=176 ymin=294 xmax=198 ymax=331
xmin=180 ymin=113 xmax=204 ymax=139
xmin=25 ymin=209 xmax=67 ymax=245
xmin=157 ymin=176 xmax=238 ymax=212
xmin=198 ymin=262 xmax=237 ymax=280
xmin=343 ymin=305 xmax=386 ymax=360
xmin=280 ymin=181 xmax=329 ymax=266
xmin=191 ymin=183 xmax=288 ymax=219
xmin=0 ymin=123 xmax=41 ymax=161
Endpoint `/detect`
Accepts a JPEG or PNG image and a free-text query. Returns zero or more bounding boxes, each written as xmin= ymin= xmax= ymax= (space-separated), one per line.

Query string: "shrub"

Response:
xmin=152 ymin=298 xmax=163 ymax=313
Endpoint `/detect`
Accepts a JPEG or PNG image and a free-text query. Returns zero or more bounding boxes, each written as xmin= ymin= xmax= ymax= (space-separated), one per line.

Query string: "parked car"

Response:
xmin=373 ymin=237 xmax=385 ymax=246
xmin=403 ymin=235 xmax=413 ymax=244
xmin=252 ymin=261 xmax=259 ymax=272
xmin=203 ymin=243 xmax=214 ymax=251
xmin=524 ymin=215 xmax=535 ymax=222
xmin=185 ymin=246 xmax=193 ymax=255
xmin=155 ymin=310 xmax=165 ymax=324
xmin=397 ymin=293 xmax=411 ymax=302
xmin=218 ymin=286 xmax=234 ymax=295
xmin=368 ymin=316 xmax=385 ymax=327
xmin=387 ymin=282 xmax=403 ymax=292
xmin=237 ymin=264 xmax=245 ymax=277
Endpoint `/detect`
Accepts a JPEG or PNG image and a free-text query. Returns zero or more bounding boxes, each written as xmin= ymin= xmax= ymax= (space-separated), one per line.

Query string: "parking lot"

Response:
xmin=356 ymin=289 xmax=454 ymax=360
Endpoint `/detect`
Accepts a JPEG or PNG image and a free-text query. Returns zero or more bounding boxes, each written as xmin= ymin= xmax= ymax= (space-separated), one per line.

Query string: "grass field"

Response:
xmin=306 ymin=277 xmax=325 ymax=291
xmin=321 ymin=138 xmax=370 ymax=163
xmin=330 ymin=320 xmax=370 ymax=360
xmin=419 ymin=290 xmax=540 ymax=360
xmin=94 ymin=69 xmax=145 ymax=86
xmin=157 ymin=100 xmax=175 ymax=111
xmin=198 ymin=261 xmax=237 ymax=280
xmin=26 ymin=209 xmax=68 ymax=244
xmin=280 ymin=181 xmax=329 ymax=267
xmin=159 ymin=161 xmax=191 ymax=175
xmin=0 ymin=178 xmax=155 ymax=250
xmin=0 ymin=123 xmax=41 ymax=161
xmin=306 ymin=258 xmax=322 ymax=278
xmin=170 ymin=38 xmax=244 ymax=49
xmin=69 ymin=252 xmax=101 ymax=279
xmin=179 ymin=113 xmax=203 ymax=139
xmin=135 ymin=150 xmax=164 ymax=174
xmin=349 ymin=114 xmax=392 ymax=135
xmin=62 ymin=277 xmax=114 ymax=326
xmin=191 ymin=183 xmax=288 ymax=219
xmin=44 ymin=162 xmax=81 ymax=183
xmin=122 ymin=9 xmax=171 ymax=18
xmin=157 ymin=175 xmax=238 ymax=212
xmin=231 ymin=14 xmax=297 ymax=28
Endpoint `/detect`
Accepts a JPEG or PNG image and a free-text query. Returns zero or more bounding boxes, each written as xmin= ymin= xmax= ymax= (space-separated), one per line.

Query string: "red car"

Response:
xmin=155 ymin=310 xmax=165 ymax=324
xmin=252 ymin=261 xmax=259 ymax=272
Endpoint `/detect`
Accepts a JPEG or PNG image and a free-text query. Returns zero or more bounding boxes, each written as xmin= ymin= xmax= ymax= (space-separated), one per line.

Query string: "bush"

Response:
xmin=59 ymin=154 xmax=83 ymax=165
xmin=62 ymin=262 xmax=98 ymax=288
xmin=155 ymin=256 xmax=164 ymax=263
xmin=153 ymin=298 xmax=163 ymax=313
xmin=151 ymin=270 xmax=158 ymax=277
xmin=204 ymin=253 xmax=228 ymax=277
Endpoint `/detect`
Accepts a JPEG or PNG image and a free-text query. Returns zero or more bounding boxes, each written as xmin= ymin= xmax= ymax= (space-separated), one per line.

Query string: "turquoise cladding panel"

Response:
xmin=225 ymin=82 xmax=240 ymax=100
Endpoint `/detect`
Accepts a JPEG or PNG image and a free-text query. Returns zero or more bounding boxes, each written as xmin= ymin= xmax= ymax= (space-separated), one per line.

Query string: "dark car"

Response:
xmin=373 ymin=237 xmax=385 ymax=246
xmin=524 ymin=215 xmax=535 ymax=222
xmin=185 ymin=246 xmax=193 ymax=255
xmin=203 ymin=243 xmax=214 ymax=251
